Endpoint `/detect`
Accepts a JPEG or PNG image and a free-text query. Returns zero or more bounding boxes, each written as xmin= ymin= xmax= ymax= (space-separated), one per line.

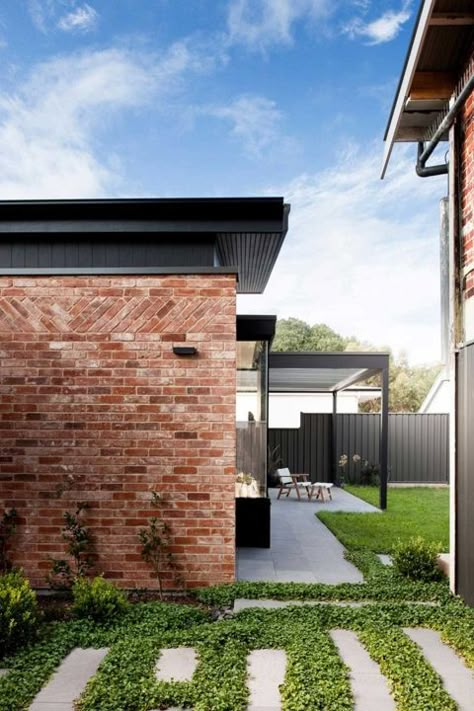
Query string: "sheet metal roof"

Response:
xmin=269 ymin=352 xmax=389 ymax=393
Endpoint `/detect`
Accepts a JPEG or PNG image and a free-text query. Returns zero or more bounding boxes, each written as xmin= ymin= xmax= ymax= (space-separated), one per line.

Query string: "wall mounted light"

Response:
xmin=173 ymin=346 xmax=198 ymax=356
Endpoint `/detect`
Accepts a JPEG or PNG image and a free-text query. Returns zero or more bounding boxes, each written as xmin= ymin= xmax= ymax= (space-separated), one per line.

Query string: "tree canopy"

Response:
xmin=271 ymin=318 xmax=441 ymax=413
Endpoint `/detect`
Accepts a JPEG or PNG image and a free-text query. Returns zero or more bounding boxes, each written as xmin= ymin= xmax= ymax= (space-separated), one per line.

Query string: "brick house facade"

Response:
xmin=0 ymin=198 xmax=289 ymax=589
xmin=383 ymin=0 xmax=474 ymax=605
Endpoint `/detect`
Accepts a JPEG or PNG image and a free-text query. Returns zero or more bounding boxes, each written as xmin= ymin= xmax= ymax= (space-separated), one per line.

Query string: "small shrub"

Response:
xmin=392 ymin=536 xmax=443 ymax=582
xmin=48 ymin=502 xmax=93 ymax=588
xmin=72 ymin=576 xmax=129 ymax=622
xmin=0 ymin=571 xmax=39 ymax=656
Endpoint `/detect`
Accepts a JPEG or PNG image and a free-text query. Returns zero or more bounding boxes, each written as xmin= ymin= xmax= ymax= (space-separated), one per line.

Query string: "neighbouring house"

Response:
xmin=418 ymin=370 xmax=450 ymax=414
xmin=0 ymin=197 xmax=289 ymax=589
xmin=383 ymin=0 xmax=474 ymax=604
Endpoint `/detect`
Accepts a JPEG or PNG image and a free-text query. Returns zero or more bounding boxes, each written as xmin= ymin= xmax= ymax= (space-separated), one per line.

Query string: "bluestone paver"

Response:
xmin=155 ymin=647 xmax=198 ymax=682
xmin=330 ymin=630 xmax=395 ymax=711
xmin=377 ymin=554 xmax=392 ymax=566
xmin=237 ymin=488 xmax=374 ymax=584
xmin=234 ymin=599 xmax=366 ymax=612
xmin=246 ymin=649 xmax=286 ymax=710
xmin=29 ymin=647 xmax=109 ymax=710
xmin=404 ymin=628 xmax=474 ymax=711
xmin=0 ymin=669 xmax=8 ymax=678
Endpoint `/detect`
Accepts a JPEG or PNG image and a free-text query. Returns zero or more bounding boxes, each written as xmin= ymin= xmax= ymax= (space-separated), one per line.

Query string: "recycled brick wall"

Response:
xmin=0 ymin=274 xmax=236 ymax=589
xmin=460 ymin=54 xmax=474 ymax=310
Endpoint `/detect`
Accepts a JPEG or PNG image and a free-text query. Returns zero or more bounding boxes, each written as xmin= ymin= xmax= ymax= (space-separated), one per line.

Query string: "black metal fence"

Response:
xmin=269 ymin=413 xmax=449 ymax=484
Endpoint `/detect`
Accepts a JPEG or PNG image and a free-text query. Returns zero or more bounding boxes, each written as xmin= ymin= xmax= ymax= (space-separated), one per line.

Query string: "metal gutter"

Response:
xmin=416 ymin=74 xmax=474 ymax=177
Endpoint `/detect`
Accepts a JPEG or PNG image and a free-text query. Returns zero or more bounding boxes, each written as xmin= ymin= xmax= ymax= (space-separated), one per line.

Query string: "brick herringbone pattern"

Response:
xmin=0 ymin=275 xmax=237 ymax=590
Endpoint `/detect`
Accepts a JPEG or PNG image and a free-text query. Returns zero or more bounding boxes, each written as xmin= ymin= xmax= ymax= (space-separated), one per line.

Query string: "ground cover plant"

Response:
xmin=1 ymin=553 xmax=471 ymax=710
xmin=317 ymin=486 xmax=449 ymax=553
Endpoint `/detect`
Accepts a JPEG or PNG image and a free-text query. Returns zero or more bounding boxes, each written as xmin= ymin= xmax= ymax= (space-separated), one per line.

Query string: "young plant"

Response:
xmin=138 ymin=491 xmax=181 ymax=599
xmin=48 ymin=502 xmax=93 ymax=588
xmin=0 ymin=507 xmax=18 ymax=573
xmin=392 ymin=536 xmax=443 ymax=582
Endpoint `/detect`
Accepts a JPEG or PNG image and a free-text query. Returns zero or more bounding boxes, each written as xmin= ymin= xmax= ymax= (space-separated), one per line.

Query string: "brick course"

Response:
xmin=461 ymin=61 xmax=474 ymax=306
xmin=0 ymin=274 xmax=237 ymax=589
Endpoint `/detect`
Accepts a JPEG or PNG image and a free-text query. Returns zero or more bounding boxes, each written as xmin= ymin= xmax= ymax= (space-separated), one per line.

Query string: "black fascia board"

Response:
xmin=269 ymin=352 xmax=390 ymax=373
xmin=237 ymin=315 xmax=277 ymax=342
xmin=0 ymin=197 xmax=286 ymax=233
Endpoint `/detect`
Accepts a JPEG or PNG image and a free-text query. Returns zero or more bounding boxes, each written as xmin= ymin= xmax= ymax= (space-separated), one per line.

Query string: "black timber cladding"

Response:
xmin=456 ymin=344 xmax=474 ymax=606
xmin=0 ymin=197 xmax=290 ymax=294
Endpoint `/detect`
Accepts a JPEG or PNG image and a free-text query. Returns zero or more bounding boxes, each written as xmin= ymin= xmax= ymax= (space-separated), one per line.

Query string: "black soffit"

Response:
xmin=0 ymin=198 xmax=290 ymax=294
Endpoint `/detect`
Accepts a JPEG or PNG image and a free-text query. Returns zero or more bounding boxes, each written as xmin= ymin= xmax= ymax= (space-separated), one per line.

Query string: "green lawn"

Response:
xmin=317 ymin=486 xmax=449 ymax=553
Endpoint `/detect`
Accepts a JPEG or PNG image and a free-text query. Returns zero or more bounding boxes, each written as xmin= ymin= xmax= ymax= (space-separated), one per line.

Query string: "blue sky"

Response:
xmin=0 ymin=1 xmax=446 ymax=363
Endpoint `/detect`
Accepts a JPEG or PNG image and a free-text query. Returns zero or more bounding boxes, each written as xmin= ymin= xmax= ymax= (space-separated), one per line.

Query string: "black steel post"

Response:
xmin=332 ymin=391 xmax=338 ymax=483
xmin=380 ymin=366 xmax=389 ymax=510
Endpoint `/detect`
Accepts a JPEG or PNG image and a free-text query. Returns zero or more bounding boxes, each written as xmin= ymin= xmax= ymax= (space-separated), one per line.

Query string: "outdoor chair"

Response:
xmin=276 ymin=467 xmax=313 ymax=500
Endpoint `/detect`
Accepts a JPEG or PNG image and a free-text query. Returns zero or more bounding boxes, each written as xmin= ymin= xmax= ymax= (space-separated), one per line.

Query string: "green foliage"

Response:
xmin=48 ymin=502 xmax=93 ymax=588
xmin=318 ymin=486 xmax=449 ymax=553
xmin=0 ymin=509 xmax=18 ymax=574
xmin=272 ymin=318 xmax=346 ymax=353
xmin=1 ymin=557 xmax=473 ymax=711
xmin=392 ymin=536 xmax=443 ymax=582
xmin=72 ymin=577 xmax=129 ymax=622
xmin=0 ymin=571 xmax=39 ymax=657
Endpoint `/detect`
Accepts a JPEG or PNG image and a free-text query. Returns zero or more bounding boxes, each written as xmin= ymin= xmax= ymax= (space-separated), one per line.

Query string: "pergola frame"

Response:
xmin=269 ymin=352 xmax=390 ymax=509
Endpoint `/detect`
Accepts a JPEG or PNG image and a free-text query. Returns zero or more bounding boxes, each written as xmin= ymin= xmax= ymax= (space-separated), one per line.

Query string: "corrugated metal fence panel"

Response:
xmin=269 ymin=414 xmax=332 ymax=482
xmin=336 ymin=414 xmax=380 ymax=481
xmin=270 ymin=413 xmax=449 ymax=484
xmin=456 ymin=345 xmax=474 ymax=605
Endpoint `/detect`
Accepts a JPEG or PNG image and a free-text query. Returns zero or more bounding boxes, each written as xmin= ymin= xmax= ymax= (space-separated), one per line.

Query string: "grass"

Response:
xmin=317 ymin=486 xmax=449 ymax=553
xmin=1 ymin=554 xmax=472 ymax=711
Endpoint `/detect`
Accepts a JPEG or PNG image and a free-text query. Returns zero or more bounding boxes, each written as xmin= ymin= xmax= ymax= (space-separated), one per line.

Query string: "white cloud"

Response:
xmin=0 ymin=41 xmax=212 ymax=198
xmin=238 ymin=146 xmax=445 ymax=364
xmin=206 ymin=95 xmax=284 ymax=156
xmin=28 ymin=1 xmax=98 ymax=34
xmin=227 ymin=0 xmax=332 ymax=49
xmin=57 ymin=4 xmax=98 ymax=33
xmin=344 ymin=2 xmax=412 ymax=44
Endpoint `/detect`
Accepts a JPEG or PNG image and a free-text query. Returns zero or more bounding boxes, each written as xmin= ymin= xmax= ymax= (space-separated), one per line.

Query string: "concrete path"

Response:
xmin=237 ymin=488 xmax=375 ymax=583
xmin=247 ymin=649 xmax=286 ymax=711
xmin=330 ymin=630 xmax=395 ymax=711
xmin=404 ymin=628 xmax=474 ymax=711
xmin=29 ymin=648 xmax=109 ymax=711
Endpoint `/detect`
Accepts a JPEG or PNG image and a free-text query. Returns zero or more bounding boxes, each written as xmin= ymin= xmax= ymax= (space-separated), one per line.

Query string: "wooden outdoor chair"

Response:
xmin=276 ymin=467 xmax=313 ymax=500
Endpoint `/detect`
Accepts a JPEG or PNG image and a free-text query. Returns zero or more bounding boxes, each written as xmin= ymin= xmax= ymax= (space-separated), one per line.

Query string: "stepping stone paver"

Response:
xmin=404 ymin=628 xmax=474 ymax=711
xmin=377 ymin=554 xmax=392 ymax=566
xmin=247 ymin=649 xmax=286 ymax=710
xmin=0 ymin=669 xmax=8 ymax=678
xmin=234 ymin=599 xmax=366 ymax=612
xmin=29 ymin=647 xmax=109 ymax=711
xmin=155 ymin=648 xmax=198 ymax=682
xmin=330 ymin=630 xmax=395 ymax=711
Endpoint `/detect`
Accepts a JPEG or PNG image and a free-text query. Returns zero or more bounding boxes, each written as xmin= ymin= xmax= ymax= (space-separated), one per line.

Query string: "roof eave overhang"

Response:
xmin=382 ymin=0 xmax=437 ymax=178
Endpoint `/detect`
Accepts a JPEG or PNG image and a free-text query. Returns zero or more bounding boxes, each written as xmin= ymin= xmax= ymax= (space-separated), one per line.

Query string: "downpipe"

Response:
xmin=416 ymin=73 xmax=474 ymax=178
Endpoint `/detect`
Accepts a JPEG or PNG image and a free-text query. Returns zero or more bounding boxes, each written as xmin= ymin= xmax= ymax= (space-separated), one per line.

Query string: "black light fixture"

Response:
xmin=173 ymin=346 xmax=198 ymax=356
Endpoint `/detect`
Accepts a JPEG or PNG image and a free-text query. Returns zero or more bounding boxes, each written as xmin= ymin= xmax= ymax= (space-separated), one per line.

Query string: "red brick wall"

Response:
xmin=0 ymin=275 xmax=236 ymax=589
xmin=460 ymin=58 xmax=474 ymax=303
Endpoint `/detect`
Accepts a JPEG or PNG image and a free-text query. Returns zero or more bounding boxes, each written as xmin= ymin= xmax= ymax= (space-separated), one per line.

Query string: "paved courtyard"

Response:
xmin=237 ymin=486 xmax=379 ymax=584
